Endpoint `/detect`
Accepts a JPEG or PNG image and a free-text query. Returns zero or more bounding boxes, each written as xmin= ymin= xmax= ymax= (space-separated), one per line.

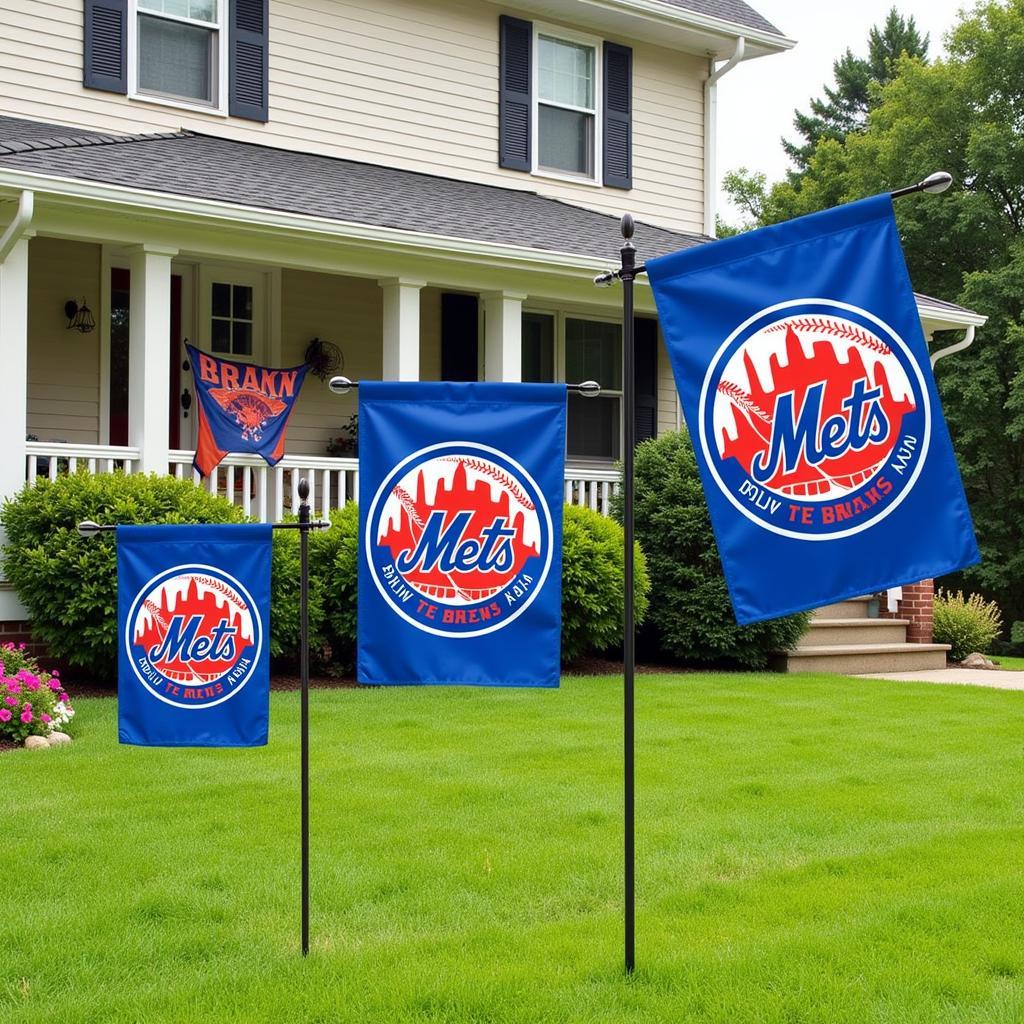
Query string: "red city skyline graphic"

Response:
xmin=378 ymin=458 xmax=539 ymax=602
xmin=133 ymin=576 xmax=254 ymax=683
xmin=717 ymin=324 xmax=915 ymax=498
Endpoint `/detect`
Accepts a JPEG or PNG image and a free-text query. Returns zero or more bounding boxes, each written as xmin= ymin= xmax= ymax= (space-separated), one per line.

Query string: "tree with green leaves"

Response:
xmin=783 ymin=7 xmax=929 ymax=173
xmin=723 ymin=0 xmax=1024 ymax=630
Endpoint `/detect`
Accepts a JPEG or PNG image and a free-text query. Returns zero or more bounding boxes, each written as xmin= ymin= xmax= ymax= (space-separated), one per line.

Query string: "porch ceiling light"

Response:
xmin=64 ymin=298 xmax=96 ymax=334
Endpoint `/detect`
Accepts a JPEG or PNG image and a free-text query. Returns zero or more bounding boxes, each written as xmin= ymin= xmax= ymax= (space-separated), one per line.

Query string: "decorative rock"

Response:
xmin=962 ymin=652 xmax=996 ymax=669
xmin=47 ymin=732 xmax=72 ymax=746
xmin=24 ymin=735 xmax=50 ymax=750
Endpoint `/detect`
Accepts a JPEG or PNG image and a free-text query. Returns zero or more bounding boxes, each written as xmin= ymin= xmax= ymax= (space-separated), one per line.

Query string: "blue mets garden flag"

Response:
xmin=117 ymin=524 xmax=272 ymax=746
xmin=358 ymin=382 xmax=566 ymax=687
xmin=187 ymin=344 xmax=308 ymax=477
xmin=647 ymin=194 xmax=979 ymax=624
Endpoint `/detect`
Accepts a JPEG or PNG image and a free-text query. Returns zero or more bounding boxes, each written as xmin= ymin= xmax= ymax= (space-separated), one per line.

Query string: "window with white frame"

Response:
xmin=522 ymin=311 xmax=622 ymax=460
xmin=133 ymin=0 xmax=225 ymax=108
xmin=535 ymin=32 xmax=599 ymax=180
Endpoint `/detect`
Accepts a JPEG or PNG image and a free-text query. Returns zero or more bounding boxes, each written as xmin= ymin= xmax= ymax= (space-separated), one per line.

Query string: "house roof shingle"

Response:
xmin=0 ymin=116 xmax=982 ymax=323
xmin=0 ymin=116 xmax=706 ymax=264
xmin=655 ymin=0 xmax=784 ymax=37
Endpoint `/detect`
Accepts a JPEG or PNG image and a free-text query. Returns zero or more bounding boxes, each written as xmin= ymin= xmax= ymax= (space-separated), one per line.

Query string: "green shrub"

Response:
xmin=617 ymin=431 xmax=810 ymax=669
xmin=271 ymin=503 xmax=358 ymax=671
xmin=933 ymin=589 xmax=1003 ymax=662
xmin=561 ymin=504 xmax=649 ymax=663
xmin=1 ymin=472 xmax=245 ymax=679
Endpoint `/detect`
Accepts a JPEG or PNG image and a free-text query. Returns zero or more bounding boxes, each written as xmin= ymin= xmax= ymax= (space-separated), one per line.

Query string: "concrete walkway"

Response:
xmin=855 ymin=668 xmax=1024 ymax=690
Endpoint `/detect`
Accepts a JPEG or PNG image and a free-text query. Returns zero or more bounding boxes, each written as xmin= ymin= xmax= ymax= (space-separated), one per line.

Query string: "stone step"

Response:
xmin=811 ymin=598 xmax=875 ymax=620
xmin=782 ymin=643 xmax=950 ymax=675
xmin=800 ymin=619 xmax=909 ymax=647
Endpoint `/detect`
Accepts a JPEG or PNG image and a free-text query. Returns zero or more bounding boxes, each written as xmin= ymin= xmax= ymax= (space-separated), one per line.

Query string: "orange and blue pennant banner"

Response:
xmin=187 ymin=344 xmax=308 ymax=477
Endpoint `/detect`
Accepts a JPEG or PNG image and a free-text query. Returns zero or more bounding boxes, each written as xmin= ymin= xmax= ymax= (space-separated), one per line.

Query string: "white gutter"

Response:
xmin=930 ymin=325 xmax=976 ymax=369
xmin=703 ymin=37 xmax=744 ymax=237
xmin=572 ymin=0 xmax=794 ymax=53
xmin=0 ymin=189 xmax=34 ymax=262
xmin=0 ymin=168 xmax=663 ymax=281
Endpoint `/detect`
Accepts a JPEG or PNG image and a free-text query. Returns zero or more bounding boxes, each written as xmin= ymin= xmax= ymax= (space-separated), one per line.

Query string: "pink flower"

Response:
xmin=41 ymin=713 xmax=51 ymax=724
xmin=52 ymin=669 xmax=59 ymax=677
xmin=4 ymin=696 xmax=16 ymax=707
xmin=18 ymin=643 xmax=25 ymax=650
xmin=7 ymin=681 xmax=20 ymax=695
xmin=0 ymin=708 xmax=10 ymax=722
xmin=48 ymin=679 xmax=61 ymax=691
xmin=20 ymin=710 xmax=32 ymax=724
xmin=25 ymin=678 xmax=40 ymax=692
xmin=59 ymin=694 xmax=70 ymax=704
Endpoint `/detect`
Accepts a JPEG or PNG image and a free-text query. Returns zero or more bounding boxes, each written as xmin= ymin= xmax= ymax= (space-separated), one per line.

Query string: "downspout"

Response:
xmin=0 ymin=190 xmax=35 ymax=262
xmin=930 ymin=325 xmax=976 ymax=369
xmin=703 ymin=37 xmax=744 ymax=238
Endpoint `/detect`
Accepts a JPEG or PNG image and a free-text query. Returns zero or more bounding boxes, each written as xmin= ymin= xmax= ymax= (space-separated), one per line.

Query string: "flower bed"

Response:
xmin=0 ymin=642 xmax=75 ymax=748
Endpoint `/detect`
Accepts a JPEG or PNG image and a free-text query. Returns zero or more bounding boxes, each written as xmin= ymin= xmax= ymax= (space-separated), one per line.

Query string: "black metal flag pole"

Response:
xmin=592 ymin=170 xmax=953 ymax=977
xmin=79 ymin=483 xmax=328 ymax=958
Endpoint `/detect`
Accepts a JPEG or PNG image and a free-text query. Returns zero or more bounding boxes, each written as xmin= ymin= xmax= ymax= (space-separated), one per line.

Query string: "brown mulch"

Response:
xmin=0 ymin=738 xmax=18 ymax=753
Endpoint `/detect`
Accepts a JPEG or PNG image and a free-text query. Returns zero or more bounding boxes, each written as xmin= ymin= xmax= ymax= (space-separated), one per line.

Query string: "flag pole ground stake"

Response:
xmin=592 ymin=171 xmax=954 ymax=976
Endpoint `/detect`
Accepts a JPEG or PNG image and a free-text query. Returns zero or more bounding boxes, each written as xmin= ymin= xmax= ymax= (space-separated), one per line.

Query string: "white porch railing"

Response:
xmin=25 ymin=442 xmax=140 ymax=482
xmin=24 ymin=443 xmax=620 ymax=521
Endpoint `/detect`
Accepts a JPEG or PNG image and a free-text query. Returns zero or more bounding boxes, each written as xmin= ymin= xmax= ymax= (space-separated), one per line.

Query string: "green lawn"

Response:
xmin=3 ymin=673 xmax=1024 ymax=1024
xmin=993 ymin=656 xmax=1024 ymax=671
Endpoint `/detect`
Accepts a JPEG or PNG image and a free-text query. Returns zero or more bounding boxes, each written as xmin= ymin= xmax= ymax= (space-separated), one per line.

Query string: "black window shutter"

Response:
xmin=499 ymin=15 xmax=532 ymax=171
xmin=230 ymin=0 xmax=269 ymax=122
xmin=603 ymin=42 xmax=632 ymax=189
xmin=441 ymin=294 xmax=479 ymax=382
xmin=634 ymin=317 xmax=658 ymax=443
xmin=83 ymin=0 xmax=127 ymax=94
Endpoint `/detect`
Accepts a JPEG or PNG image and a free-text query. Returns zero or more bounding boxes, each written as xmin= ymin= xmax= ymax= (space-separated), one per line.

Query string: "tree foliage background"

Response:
xmin=722 ymin=2 xmax=1024 ymax=630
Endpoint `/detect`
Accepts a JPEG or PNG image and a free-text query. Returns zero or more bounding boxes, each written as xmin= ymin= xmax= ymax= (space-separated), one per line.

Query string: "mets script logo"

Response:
xmin=124 ymin=565 xmax=262 ymax=708
xmin=365 ymin=442 xmax=553 ymax=637
xmin=700 ymin=299 xmax=931 ymax=540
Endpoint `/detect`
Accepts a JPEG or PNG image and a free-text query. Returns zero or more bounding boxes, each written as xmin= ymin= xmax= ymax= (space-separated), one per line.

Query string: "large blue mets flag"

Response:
xmin=647 ymin=194 xmax=979 ymax=624
xmin=358 ymin=382 xmax=566 ymax=687
xmin=117 ymin=524 xmax=272 ymax=746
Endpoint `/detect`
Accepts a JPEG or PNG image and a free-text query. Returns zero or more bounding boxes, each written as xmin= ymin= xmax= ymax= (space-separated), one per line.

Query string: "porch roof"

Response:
xmin=0 ymin=115 xmax=706 ymax=266
xmin=0 ymin=115 xmax=986 ymax=329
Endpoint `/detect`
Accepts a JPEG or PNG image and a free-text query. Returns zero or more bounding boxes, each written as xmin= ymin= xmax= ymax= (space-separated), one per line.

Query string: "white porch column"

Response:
xmin=378 ymin=277 xmax=424 ymax=380
xmin=483 ymin=291 xmax=526 ymax=382
xmin=0 ymin=237 xmax=30 ymax=502
xmin=129 ymin=245 xmax=177 ymax=473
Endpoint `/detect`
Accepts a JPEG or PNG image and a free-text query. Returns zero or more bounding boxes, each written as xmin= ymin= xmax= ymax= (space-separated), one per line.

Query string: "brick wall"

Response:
xmin=0 ymin=620 xmax=50 ymax=665
xmin=879 ymin=580 xmax=935 ymax=643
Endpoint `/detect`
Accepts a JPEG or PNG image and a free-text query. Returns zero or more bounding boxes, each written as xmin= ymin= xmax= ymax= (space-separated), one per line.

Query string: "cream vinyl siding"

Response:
xmin=26 ymin=237 xmax=101 ymax=443
xmin=278 ymin=269 xmax=380 ymax=456
xmin=656 ymin=334 xmax=679 ymax=436
xmin=0 ymin=0 xmax=705 ymax=233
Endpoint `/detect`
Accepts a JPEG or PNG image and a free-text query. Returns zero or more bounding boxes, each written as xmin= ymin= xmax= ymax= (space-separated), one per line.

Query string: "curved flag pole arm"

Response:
xmin=329 ymin=376 xmax=602 ymax=395
xmin=591 ymin=171 xmax=955 ymax=286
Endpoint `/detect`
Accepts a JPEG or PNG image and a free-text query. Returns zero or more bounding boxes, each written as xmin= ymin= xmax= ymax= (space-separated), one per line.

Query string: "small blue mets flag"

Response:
xmin=117 ymin=524 xmax=272 ymax=746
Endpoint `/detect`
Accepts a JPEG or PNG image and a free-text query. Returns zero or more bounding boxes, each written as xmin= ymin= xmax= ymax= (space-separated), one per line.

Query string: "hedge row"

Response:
xmin=1 ymin=472 xmax=648 ymax=679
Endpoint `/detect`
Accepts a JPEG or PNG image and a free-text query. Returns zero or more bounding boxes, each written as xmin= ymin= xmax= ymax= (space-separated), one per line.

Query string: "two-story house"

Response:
xmin=0 ymin=0 xmax=985 ymax=659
